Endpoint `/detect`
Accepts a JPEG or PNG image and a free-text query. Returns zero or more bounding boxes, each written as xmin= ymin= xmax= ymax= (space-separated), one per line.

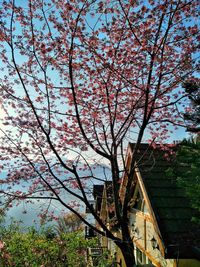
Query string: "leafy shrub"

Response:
xmin=0 ymin=222 xmax=97 ymax=267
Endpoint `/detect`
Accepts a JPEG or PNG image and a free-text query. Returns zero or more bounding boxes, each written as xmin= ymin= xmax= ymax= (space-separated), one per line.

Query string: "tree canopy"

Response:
xmin=0 ymin=222 xmax=98 ymax=267
xmin=0 ymin=0 xmax=199 ymax=266
xmin=172 ymin=140 xmax=200 ymax=224
xmin=183 ymin=82 xmax=200 ymax=133
xmin=55 ymin=212 xmax=85 ymax=235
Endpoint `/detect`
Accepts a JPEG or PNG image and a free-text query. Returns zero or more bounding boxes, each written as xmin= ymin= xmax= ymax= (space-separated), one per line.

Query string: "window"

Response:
xmin=136 ymin=247 xmax=151 ymax=265
xmin=137 ymin=248 xmax=144 ymax=264
xmin=133 ymin=190 xmax=143 ymax=211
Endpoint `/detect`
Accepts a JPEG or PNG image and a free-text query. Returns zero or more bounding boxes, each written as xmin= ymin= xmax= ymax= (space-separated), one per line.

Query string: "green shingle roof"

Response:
xmin=129 ymin=143 xmax=200 ymax=259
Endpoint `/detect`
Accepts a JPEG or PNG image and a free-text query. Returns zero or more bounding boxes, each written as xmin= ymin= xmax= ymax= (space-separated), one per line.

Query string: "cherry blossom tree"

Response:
xmin=0 ymin=0 xmax=199 ymax=265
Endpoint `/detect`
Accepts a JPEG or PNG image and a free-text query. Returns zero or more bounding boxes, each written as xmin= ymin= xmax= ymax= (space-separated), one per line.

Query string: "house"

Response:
xmin=119 ymin=143 xmax=200 ymax=267
xmin=85 ymin=183 xmax=116 ymax=266
xmin=93 ymin=182 xmax=116 ymax=253
xmin=91 ymin=143 xmax=200 ymax=267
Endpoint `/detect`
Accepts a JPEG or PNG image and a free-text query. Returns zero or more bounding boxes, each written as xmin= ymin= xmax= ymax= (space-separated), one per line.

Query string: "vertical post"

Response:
xmin=144 ymin=218 xmax=147 ymax=251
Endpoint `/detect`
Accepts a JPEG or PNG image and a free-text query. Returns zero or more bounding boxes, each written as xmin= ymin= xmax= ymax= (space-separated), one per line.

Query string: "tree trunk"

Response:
xmin=116 ymin=241 xmax=136 ymax=267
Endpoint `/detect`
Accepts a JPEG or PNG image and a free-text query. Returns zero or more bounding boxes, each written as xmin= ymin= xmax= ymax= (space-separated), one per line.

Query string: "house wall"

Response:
xmin=104 ymin=144 xmax=200 ymax=267
xmin=130 ymin=208 xmax=175 ymax=267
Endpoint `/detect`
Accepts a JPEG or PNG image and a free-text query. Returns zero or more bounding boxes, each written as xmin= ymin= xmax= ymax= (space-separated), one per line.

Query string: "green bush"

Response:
xmin=0 ymin=221 xmax=98 ymax=267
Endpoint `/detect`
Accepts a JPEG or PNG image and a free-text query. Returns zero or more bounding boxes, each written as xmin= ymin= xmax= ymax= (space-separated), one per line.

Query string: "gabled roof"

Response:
xmin=93 ymin=182 xmax=113 ymax=212
xmin=93 ymin=182 xmax=114 ymax=217
xmin=129 ymin=143 xmax=200 ymax=259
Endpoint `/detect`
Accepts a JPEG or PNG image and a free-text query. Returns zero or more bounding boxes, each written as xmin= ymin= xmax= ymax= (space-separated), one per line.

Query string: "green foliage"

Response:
xmin=1 ymin=232 xmax=60 ymax=266
xmin=94 ymin=250 xmax=113 ymax=267
xmin=0 ymin=209 xmax=6 ymax=224
xmin=183 ymin=81 xmax=200 ymax=133
xmin=58 ymin=232 xmax=97 ymax=267
xmin=170 ymin=140 xmax=200 ymax=224
xmin=0 ymin=220 xmax=99 ymax=267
